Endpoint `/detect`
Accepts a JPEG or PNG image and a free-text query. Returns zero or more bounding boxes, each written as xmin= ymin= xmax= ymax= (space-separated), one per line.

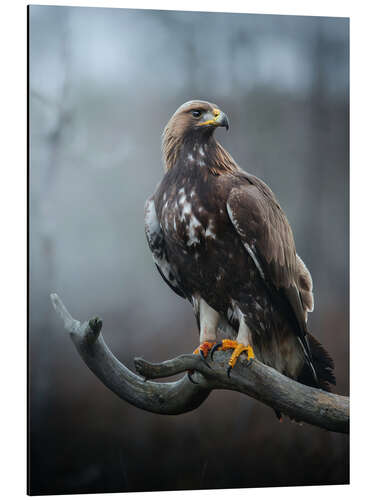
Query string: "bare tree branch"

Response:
xmin=50 ymin=294 xmax=211 ymax=414
xmin=50 ymin=293 xmax=349 ymax=433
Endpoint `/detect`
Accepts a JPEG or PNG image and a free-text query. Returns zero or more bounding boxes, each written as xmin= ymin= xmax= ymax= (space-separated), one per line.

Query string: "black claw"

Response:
xmin=210 ymin=342 xmax=223 ymax=360
xmin=187 ymin=371 xmax=198 ymax=384
xmin=199 ymin=350 xmax=212 ymax=369
xmin=246 ymin=358 xmax=254 ymax=368
xmin=227 ymin=366 xmax=232 ymax=378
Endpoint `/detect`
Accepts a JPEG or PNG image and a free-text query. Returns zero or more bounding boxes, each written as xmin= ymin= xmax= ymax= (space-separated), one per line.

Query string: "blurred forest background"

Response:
xmin=28 ymin=5 xmax=349 ymax=496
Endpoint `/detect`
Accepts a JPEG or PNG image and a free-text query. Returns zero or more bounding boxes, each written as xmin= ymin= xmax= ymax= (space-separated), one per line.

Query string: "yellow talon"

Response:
xmin=228 ymin=343 xmax=254 ymax=367
xmin=193 ymin=341 xmax=215 ymax=358
xmin=217 ymin=339 xmax=255 ymax=371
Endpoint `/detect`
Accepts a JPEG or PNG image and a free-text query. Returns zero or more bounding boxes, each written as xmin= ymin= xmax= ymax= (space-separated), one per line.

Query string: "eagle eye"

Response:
xmin=191 ymin=110 xmax=202 ymax=118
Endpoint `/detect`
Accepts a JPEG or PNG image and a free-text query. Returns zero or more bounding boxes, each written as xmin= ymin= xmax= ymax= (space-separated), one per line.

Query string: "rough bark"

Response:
xmin=50 ymin=293 xmax=349 ymax=434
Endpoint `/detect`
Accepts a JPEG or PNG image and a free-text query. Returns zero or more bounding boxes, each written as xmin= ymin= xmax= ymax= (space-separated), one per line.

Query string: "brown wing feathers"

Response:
xmin=226 ymin=176 xmax=320 ymax=383
xmin=227 ymin=179 xmax=297 ymax=288
xmin=296 ymin=254 xmax=314 ymax=315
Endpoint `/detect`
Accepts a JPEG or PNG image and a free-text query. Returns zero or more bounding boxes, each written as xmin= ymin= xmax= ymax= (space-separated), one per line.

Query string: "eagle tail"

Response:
xmin=297 ymin=334 xmax=318 ymax=384
xmin=274 ymin=334 xmax=335 ymax=423
xmin=298 ymin=333 xmax=336 ymax=392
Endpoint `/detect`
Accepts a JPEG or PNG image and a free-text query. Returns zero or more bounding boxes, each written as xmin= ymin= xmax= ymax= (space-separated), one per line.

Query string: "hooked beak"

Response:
xmin=198 ymin=108 xmax=229 ymax=130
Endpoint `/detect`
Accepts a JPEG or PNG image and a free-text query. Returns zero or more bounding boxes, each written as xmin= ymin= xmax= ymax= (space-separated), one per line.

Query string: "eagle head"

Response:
xmin=166 ymin=100 xmax=229 ymax=135
xmin=162 ymin=100 xmax=230 ymax=171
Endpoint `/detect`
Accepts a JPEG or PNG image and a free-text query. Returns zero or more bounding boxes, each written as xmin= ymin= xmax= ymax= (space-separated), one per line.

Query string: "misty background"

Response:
xmin=28 ymin=5 xmax=349 ymax=495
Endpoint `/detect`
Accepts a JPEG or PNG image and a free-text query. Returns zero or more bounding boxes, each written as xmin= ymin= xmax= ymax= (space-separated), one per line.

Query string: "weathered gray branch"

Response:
xmin=50 ymin=293 xmax=349 ymax=434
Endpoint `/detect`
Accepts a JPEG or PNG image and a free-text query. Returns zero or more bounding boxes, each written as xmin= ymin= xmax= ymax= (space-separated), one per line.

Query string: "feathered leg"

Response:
xmin=188 ymin=297 xmax=220 ymax=382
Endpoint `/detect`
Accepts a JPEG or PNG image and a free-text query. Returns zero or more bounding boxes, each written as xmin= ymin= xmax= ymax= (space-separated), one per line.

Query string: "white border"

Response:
xmin=2 ymin=0 xmax=375 ymax=498
xmin=13 ymin=0 xmax=352 ymax=16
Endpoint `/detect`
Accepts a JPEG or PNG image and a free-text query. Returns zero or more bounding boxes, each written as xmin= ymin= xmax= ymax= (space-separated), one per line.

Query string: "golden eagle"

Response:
xmin=145 ymin=100 xmax=335 ymax=411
